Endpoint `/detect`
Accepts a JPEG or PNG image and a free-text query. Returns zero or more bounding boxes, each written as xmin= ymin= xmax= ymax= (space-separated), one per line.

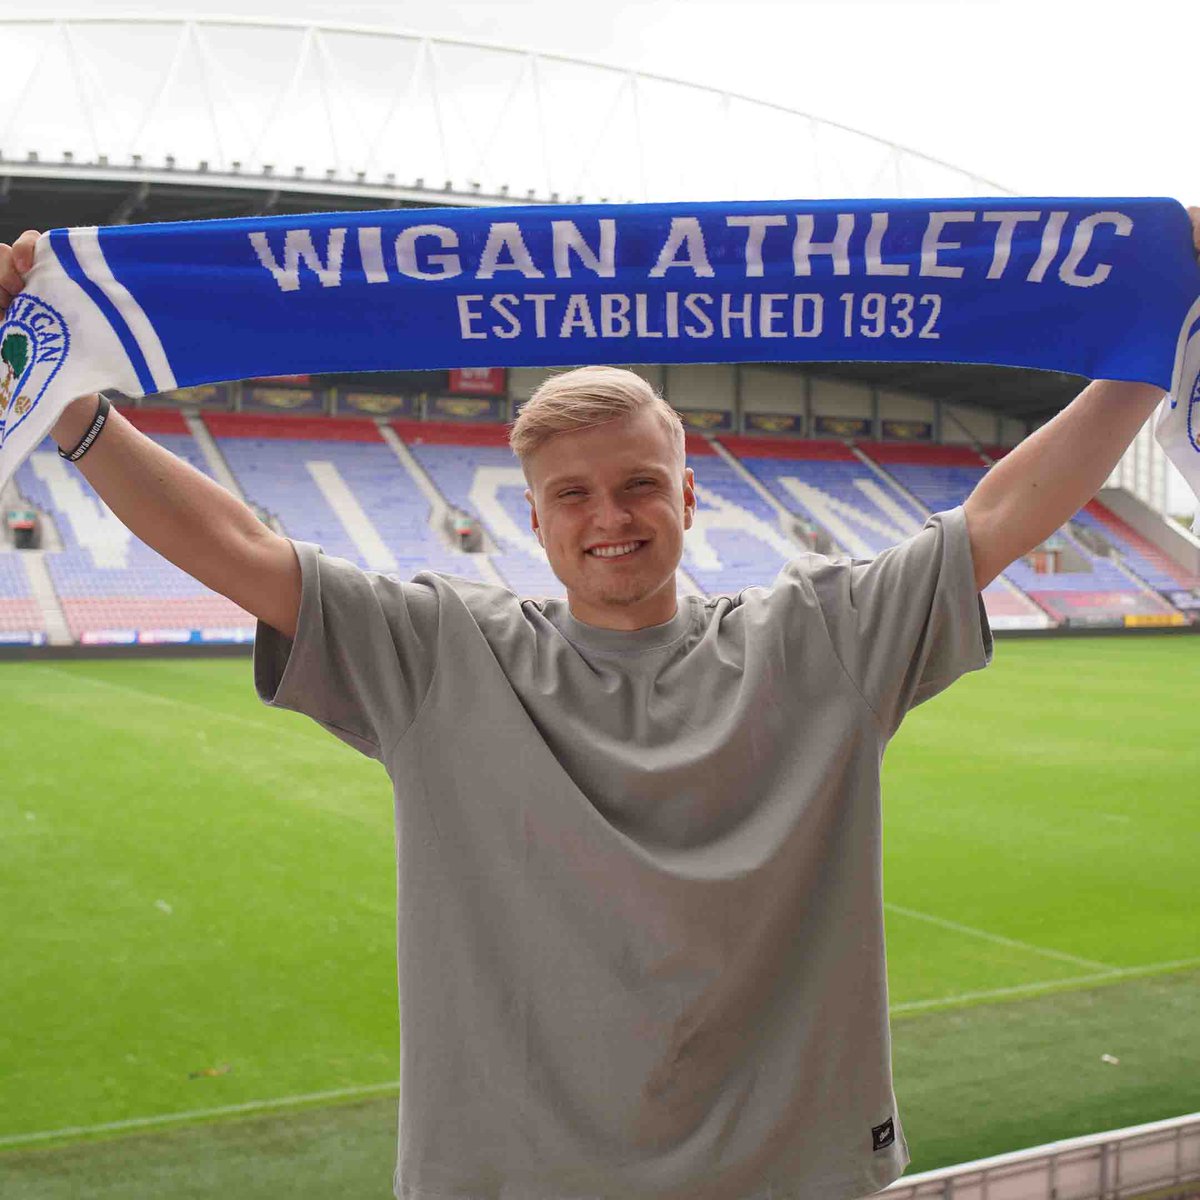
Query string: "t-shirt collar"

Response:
xmin=549 ymin=596 xmax=697 ymax=652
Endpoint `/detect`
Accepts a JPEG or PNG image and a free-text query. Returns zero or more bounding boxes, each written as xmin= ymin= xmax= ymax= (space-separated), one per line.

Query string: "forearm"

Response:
xmin=52 ymin=395 xmax=278 ymax=602
xmin=963 ymin=379 xmax=1163 ymax=588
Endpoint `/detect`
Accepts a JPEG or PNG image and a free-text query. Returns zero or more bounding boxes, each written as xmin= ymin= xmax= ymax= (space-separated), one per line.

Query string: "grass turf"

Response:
xmin=1 ymin=636 xmax=1197 ymax=1191
xmin=3 ymin=966 xmax=1198 ymax=1199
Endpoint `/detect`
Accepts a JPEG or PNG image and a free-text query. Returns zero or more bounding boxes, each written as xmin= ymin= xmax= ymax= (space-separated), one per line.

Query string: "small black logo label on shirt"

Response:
xmin=872 ymin=1117 xmax=895 ymax=1151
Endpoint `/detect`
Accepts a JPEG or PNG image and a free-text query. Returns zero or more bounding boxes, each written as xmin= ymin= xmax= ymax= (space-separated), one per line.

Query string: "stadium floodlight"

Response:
xmin=231 ymin=161 xmax=241 ymax=173
xmin=97 ymin=153 xmax=108 ymax=166
xmin=413 ymin=177 xmax=424 ymax=189
xmin=262 ymin=164 xmax=274 ymax=176
xmin=294 ymin=166 xmax=304 ymax=177
xmin=197 ymin=160 xmax=208 ymax=172
xmin=63 ymin=150 xmax=73 ymax=163
xmin=499 ymin=184 xmax=508 ymax=196
xmin=356 ymin=171 xmax=366 ymax=183
xmin=165 ymin=155 xmax=175 ymax=169
xmin=443 ymin=179 xmax=452 ymax=192
xmin=384 ymin=172 xmax=395 ymax=186
xmin=27 ymin=150 xmax=38 ymax=163
xmin=131 ymin=153 xmax=140 ymax=167
xmin=325 ymin=168 xmax=336 ymax=181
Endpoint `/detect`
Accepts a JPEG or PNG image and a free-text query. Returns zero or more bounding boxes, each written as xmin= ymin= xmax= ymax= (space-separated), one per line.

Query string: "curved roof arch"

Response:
xmin=0 ymin=14 xmax=1014 ymax=209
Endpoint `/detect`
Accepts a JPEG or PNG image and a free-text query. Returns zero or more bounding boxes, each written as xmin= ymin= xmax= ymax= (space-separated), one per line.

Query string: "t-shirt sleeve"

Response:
xmin=800 ymin=505 xmax=993 ymax=738
xmin=253 ymin=540 xmax=440 ymax=760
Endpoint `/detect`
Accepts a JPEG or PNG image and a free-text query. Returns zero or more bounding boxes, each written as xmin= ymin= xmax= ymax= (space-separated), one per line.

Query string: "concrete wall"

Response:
xmin=943 ymin=402 xmax=995 ymax=445
xmin=741 ymin=366 xmax=807 ymax=414
xmin=665 ymin=363 xmax=735 ymax=412
xmin=811 ymin=377 xmax=872 ymax=418
xmin=506 ymin=364 xmax=1026 ymax=449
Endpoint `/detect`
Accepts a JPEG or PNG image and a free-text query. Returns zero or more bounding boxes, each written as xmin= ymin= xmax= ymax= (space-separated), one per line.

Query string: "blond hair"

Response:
xmin=509 ymin=366 xmax=685 ymax=470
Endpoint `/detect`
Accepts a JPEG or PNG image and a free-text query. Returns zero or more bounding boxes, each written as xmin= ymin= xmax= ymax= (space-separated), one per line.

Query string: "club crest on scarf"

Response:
xmin=0 ymin=294 xmax=70 ymax=448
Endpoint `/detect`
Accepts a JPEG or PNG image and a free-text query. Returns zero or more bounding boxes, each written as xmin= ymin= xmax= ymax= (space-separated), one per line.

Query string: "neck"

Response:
xmin=566 ymin=579 xmax=679 ymax=631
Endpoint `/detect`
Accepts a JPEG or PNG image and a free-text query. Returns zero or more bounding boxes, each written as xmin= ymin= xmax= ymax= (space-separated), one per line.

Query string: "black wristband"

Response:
xmin=58 ymin=395 xmax=111 ymax=463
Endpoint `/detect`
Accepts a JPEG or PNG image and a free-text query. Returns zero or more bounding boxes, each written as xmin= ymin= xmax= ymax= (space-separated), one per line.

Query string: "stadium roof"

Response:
xmin=0 ymin=14 xmax=1082 ymax=423
xmin=0 ymin=13 xmax=1016 ymax=222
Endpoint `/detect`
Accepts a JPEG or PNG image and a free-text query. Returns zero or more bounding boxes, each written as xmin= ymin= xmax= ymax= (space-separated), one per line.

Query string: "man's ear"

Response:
xmin=682 ymin=467 xmax=696 ymax=530
xmin=526 ymin=487 xmax=543 ymax=546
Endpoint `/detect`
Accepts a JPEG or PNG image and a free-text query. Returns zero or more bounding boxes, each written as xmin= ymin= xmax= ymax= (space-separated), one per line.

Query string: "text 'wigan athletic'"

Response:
xmin=248 ymin=210 xmax=1133 ymax=292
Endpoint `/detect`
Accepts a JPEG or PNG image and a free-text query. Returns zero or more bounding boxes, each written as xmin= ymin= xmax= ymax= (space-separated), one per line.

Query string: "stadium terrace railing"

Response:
xmin=884 ymin=1113 xmax=1200 ymax=1200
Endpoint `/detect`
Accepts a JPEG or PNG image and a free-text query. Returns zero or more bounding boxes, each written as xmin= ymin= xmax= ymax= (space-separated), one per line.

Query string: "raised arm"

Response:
xmin=963 ymin=205 xmax=1200 ymax=592
xmin=962 ymin=379 xmax=1164 ymax=591
xmin=1 ymin=230 xmax=301 ymax=638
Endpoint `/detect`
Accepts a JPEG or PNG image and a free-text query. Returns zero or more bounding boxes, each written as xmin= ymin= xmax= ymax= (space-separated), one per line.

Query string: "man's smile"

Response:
xmin=586 ymin=540 xmax=648 ymax=559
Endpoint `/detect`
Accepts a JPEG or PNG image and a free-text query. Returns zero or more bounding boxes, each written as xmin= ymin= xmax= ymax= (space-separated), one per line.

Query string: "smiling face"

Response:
xmin=524 ymin=406 xmax=695 ymax=631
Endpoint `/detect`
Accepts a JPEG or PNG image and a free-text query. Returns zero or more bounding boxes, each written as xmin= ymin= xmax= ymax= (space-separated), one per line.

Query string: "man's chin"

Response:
xmin=574 ymin=573 xmax=670 ymax=610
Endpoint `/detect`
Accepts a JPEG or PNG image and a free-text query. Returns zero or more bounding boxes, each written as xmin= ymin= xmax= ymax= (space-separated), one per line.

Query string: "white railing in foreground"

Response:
xmin=884 ymin=1113 xmax=1200 ymax=1200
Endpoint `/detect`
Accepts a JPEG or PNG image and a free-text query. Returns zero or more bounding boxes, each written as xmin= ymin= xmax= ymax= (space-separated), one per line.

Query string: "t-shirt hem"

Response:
xmin=392 ymin=1158 xmax=910 ymax=1200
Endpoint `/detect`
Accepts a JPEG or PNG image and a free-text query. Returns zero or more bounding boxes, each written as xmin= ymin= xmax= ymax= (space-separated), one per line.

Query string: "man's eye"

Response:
xmin=631 ymin=479 xmax=655 ymax=488
xmin=559 ymin=489 xmax=584 ymax=498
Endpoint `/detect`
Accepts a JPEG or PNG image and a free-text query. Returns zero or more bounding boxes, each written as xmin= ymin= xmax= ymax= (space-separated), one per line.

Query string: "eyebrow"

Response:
xmin=543 ymin=467 xmax=669 ymax=492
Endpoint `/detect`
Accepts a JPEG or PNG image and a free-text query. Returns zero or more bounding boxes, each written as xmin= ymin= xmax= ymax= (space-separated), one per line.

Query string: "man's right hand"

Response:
xmin=0 ymin=225 xmax=302 ymax=639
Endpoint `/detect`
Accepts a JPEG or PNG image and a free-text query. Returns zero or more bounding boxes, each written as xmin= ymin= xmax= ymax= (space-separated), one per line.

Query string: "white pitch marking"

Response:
xmin=885 ymin=901 xmax=1111 ymax=971
xmin=891 ymin=955 xmax=1200 ymax=1017
xmin=31 ymin=665 xmax=332 ymax=752
xmin=0 ymin=1080 xmax=400 ymax=1150
xmin=10 ymin=955 xmax=1200 ymax=1148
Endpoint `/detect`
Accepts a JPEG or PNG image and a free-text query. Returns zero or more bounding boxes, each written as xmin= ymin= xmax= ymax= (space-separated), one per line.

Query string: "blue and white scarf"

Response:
xmin=2 ymin=197 xmax=1198 ymax=512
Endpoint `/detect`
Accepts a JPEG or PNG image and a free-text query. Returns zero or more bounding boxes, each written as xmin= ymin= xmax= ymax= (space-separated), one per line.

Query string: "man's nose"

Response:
xmin=593 ymin=492 xmax=634 ymax=529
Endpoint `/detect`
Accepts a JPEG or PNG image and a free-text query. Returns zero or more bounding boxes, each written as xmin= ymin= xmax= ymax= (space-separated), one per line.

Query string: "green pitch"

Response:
xmin=1 ymin=637 xmax=1197 ymax=1198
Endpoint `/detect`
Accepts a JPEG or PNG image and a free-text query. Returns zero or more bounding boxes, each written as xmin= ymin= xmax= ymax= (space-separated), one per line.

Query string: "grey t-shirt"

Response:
xmin=255 ymin=505 xmax=992 ymax=1200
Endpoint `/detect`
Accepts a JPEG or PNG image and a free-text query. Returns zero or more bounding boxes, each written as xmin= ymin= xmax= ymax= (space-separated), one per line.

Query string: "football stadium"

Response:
xmin=1 ymin=15 xmax=1198 ymax=1200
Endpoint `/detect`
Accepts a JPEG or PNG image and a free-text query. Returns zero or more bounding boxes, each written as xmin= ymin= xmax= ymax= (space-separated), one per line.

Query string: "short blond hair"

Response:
xmin=509 ymin=366 xmax=685 ymax=470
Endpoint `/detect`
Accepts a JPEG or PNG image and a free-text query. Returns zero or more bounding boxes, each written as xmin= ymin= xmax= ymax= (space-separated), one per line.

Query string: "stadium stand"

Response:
xmin=721 ymin=437 xmax=1046 ymax=627
xmin=0 ymin=550 xmax=45 ymax=644
xmin=207 ymin=413 xmax=483 ymax=583
xmin=1076 ymin=498 xmax=1200 ymax=594
xmin=11 ymin=410 xmax=255 ymax=644
xmin=396 ymin=419 xmax=562 ymax=595
xmin=3 ymin=407 xmax=1195 ymax=643
xmin=858 ymin=441 xmax=1179 ymax=627
xmin=720 ymin=436 xmax=926 ymax=557
xmin=683 ymin=437 xmax=799 ymax=594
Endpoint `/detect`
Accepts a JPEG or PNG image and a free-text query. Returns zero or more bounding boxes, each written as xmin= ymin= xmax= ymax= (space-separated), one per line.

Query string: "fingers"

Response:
xmin=0 ymin=244 xmax=23 ymax=297
xmin=12 ymin=229 xmax=39 ymax=276
xmin=1189 ymin=206 xmax=1200 ymax=255
xmin=0 ymin=230 xmax=40 ymax=318
xmin=0 ymin=250 xmax=20 ymax=316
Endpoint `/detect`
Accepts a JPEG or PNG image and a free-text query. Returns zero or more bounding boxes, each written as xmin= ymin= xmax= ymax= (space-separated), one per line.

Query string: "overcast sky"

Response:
xmin=8 ymin=0 xmax=1197 ymax=508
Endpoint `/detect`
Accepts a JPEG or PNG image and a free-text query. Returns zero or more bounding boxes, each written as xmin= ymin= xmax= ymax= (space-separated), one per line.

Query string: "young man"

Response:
xmin=1 ymin=216 xmax=1196 ymax=1200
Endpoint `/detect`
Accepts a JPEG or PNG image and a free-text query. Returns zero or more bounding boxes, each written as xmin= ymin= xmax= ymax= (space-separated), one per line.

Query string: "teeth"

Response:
xmin=589 ymin=541 xmax=641 ymax=558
